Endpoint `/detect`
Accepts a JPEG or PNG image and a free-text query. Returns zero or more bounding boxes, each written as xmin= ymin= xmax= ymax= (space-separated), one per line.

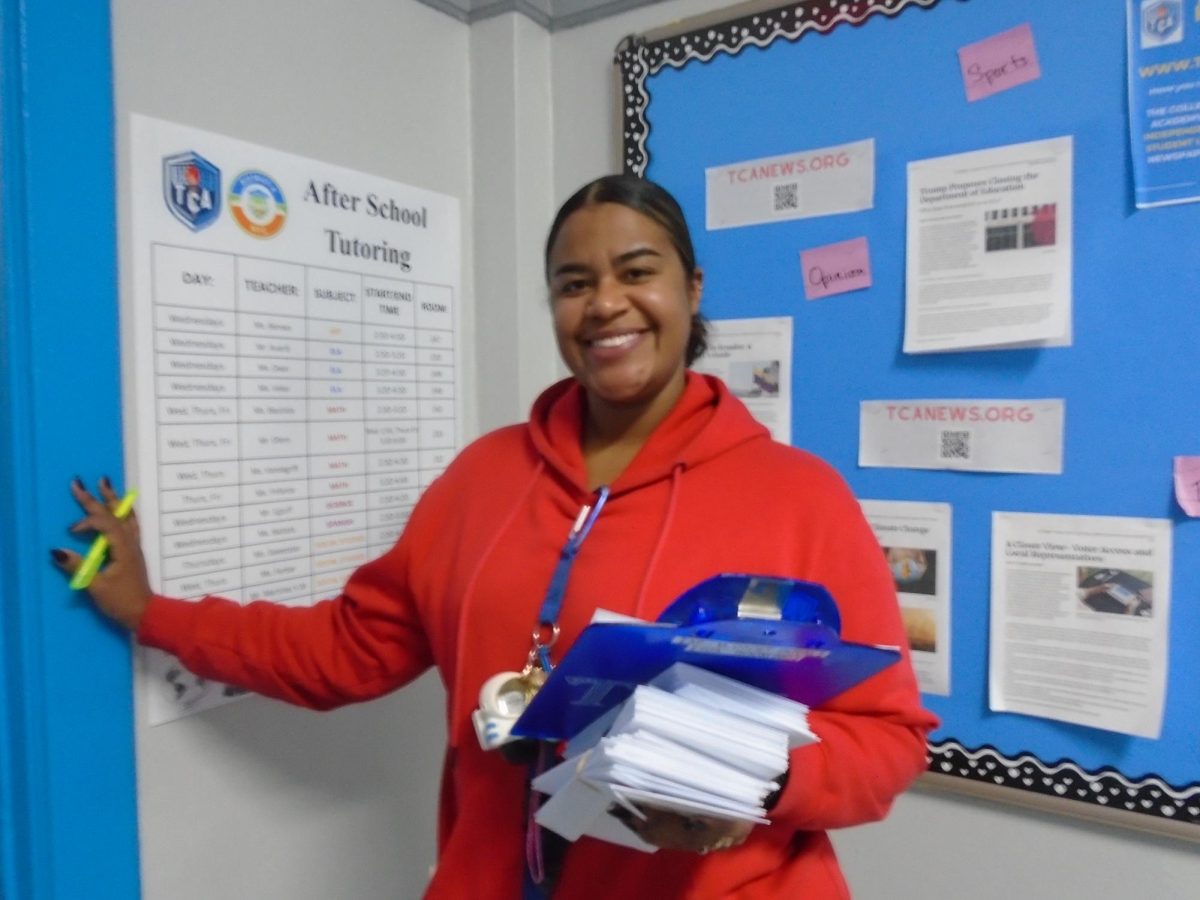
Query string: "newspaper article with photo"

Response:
xmin=990 ymin=512 xmax=1172 ymax=738
xmin=693 ymin=317 xmax=792 ymax=444
xmin=861 ymin=500 xmax=952 ymax=696
xmin=905 ymin=136 xmax=1073 ymax=353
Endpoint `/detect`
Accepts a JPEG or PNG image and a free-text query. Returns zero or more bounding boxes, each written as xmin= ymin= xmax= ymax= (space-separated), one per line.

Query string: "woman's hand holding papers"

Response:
xmin=533 ymin=667 xmax=805 ymax=854
xmin=612 ymin=806 xmax=754 ymax=855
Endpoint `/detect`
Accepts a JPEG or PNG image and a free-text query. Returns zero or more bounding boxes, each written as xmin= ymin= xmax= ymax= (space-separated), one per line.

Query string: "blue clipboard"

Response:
xmin=511 ymin=574 xmax=900 ymax=742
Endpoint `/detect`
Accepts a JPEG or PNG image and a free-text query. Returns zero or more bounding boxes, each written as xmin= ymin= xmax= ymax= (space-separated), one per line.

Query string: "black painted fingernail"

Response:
xmin=101 ymin=475 xmax=112 ymax=489
xmin=50 ymin=548 xmax=68 ymax=563
xmin=73 ymin=476 xmax=84 ymax=489
xmin=609 ymin=805 xmax=637 ymax=827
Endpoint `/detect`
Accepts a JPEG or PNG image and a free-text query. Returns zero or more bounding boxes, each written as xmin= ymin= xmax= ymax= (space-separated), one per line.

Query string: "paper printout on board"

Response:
xmin=1126 ymin=0 xmax=1200 ymax=208
xmin=859 ymin=399 xmax=1064 ymax=474
xmin=693 ymin=317 xmax=792 ymax=445
xmin=989 ymin=512 xmax=1171 ymax=738
xmin=860 ymin=500 xmax=952 ymax=696
xmin=904 ymin=136 xmax=1073 ymax=353
xmin=706 ymin=139 xmax=875 ymax=230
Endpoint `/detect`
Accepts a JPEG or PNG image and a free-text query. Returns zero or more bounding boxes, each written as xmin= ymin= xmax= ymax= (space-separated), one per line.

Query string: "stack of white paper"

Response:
xmin=532 ymin=663 xmax=817 ymax=852
xmin=650 ymin=663 xmax=817 ymax=749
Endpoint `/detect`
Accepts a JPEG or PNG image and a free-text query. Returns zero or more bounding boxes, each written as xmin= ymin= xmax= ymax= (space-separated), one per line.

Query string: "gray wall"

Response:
xmin=112 ymin=2 xmax=467 ymax=896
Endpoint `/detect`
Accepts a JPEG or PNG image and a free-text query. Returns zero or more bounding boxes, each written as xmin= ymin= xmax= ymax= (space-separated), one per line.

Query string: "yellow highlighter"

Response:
xmin=70 ymin=489 xmax=139 ymax=590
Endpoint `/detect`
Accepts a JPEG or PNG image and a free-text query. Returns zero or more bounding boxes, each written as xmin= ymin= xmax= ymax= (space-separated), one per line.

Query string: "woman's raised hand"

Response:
xmin=51 ymin=477 xmax=152 ymax=631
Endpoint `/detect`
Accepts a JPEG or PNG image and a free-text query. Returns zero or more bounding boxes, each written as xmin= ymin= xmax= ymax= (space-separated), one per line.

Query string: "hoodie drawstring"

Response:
xmin=448 ymin=460 xmax=545 ymax=747
xmin=633 ymin=462 xmax=684 ymax=619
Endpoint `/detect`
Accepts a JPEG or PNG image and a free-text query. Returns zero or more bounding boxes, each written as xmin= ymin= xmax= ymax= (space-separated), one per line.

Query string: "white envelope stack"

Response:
xmin=531 ymin=662 xmax=817 ymax=852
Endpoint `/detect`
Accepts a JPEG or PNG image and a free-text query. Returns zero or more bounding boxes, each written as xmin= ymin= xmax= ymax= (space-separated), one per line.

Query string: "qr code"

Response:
xmin=939 ymin=429 xmax=972 ymax=461
xmin=773 ymin=183 xmax=799 ymax=211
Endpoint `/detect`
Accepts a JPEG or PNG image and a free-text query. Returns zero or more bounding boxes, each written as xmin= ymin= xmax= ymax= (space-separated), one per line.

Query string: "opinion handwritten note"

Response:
xmin=800 ymin=237 xmax=872 ymax=300
xmin=958 ymin=23 xmax=1041 ymax=102
xmin=1174 ymin=456 xmax=1200 ymax=516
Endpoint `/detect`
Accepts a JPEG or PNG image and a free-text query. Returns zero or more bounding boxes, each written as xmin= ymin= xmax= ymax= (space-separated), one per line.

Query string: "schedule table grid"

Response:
xmin=150 ymin=241 xmax=457 ymax=607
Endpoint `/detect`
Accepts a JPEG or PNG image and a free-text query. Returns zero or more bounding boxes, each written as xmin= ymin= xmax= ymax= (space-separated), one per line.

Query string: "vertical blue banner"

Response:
xmin=1127 ymin=0 xmax=1200 ymax=207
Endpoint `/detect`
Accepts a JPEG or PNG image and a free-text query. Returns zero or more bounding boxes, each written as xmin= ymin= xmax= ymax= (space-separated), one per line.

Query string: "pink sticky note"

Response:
xmin=800 ymin=237 xmax=872 ymax=300
xmin=958 ymin=23 xmax=1041 ymax=102
xmin=1174 ymin=456 xmax=1200 ymax=516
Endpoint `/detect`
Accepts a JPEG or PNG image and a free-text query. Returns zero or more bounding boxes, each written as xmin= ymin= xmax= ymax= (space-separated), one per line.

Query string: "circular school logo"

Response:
xmin=1141 ymin=1 xmax=1184 ymax=48
xmin=229 ymin=170 xmax=287 ymax=238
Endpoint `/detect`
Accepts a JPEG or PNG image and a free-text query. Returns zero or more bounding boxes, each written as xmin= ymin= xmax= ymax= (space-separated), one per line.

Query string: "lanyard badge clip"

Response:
xmin=471 ymin=488 xmax=609 ymax=752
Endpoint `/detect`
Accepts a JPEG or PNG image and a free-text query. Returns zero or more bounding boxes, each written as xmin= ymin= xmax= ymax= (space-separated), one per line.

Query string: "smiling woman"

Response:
xmin=54 ymin=173 xmax=934 ymax=900
xmin=543 ymin=176 xmax=711 ymax=488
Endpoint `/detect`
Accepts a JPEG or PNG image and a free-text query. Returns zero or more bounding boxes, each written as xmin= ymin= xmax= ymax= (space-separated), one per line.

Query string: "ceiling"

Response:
xmin=415 ymin=0 xmax=670 ymax=32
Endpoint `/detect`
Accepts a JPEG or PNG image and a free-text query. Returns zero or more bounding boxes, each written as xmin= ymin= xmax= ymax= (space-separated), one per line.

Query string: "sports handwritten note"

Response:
xmin=958 ymin=23 xmax=1041 ymax=102
xmin=800 ymin=237 xmax=872 ymax=300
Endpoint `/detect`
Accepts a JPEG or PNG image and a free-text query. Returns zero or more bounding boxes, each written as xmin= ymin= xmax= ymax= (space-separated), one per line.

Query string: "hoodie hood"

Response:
xmin=526 ymin=371 xmax=770 ymax=496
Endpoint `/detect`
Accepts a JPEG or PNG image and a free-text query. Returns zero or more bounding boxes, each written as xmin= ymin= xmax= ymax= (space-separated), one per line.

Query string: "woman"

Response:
xmin=55 ymin=175 xmax=936 ymax=898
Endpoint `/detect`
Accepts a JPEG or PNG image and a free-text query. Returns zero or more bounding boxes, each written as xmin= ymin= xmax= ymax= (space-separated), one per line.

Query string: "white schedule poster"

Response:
xmin=860 ymin=500 xmax=952 ymax=696
xmin=692 ymin=316 xmax=792 ymax=444
xmin=905 ymin=136 xmax=1073 ymax=353
xmin=990 ymin=512 xmax=1171 ymax=739
xmin=127 ymin=114 xmax=462 ymax=723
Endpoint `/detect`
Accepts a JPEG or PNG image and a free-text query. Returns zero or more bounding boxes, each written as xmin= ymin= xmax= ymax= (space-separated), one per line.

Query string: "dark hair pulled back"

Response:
xmin=544 ymin=174 xmax=708 ymax=366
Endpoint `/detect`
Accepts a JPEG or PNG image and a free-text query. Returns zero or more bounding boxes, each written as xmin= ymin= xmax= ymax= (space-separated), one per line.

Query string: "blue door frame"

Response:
xmin=1 ymin=0 xmax=140 ymax=897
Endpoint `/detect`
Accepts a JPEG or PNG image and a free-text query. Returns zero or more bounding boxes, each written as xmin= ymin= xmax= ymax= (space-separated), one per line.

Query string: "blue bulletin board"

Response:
xmin=617 ymin=0 xmax=1200 ymax=836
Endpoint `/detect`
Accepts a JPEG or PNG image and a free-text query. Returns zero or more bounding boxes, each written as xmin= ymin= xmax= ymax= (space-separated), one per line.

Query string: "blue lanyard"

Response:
xmin=522 ymin=487 xmax=610 ymax=898
xmin=531 ymin=486 xmax=610 ymax=672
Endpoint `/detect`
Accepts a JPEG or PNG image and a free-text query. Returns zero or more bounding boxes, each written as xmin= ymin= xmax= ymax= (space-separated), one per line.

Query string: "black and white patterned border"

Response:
xmin=615 ymin=0 xmax=951 ymax=174
xmin=928 ymin=739 xmax=1200 ymax=825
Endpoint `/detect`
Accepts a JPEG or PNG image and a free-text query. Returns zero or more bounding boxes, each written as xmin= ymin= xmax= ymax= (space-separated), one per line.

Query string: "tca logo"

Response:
xmin=163 ymin=151 xmax=220 ymax=231
xmin=1142 ymin=0 xmax=1184 ymax=47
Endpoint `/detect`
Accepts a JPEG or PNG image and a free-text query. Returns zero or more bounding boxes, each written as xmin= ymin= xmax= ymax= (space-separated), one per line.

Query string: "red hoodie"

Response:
xmin=139 ymin=373 xmax=937 ymax=898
